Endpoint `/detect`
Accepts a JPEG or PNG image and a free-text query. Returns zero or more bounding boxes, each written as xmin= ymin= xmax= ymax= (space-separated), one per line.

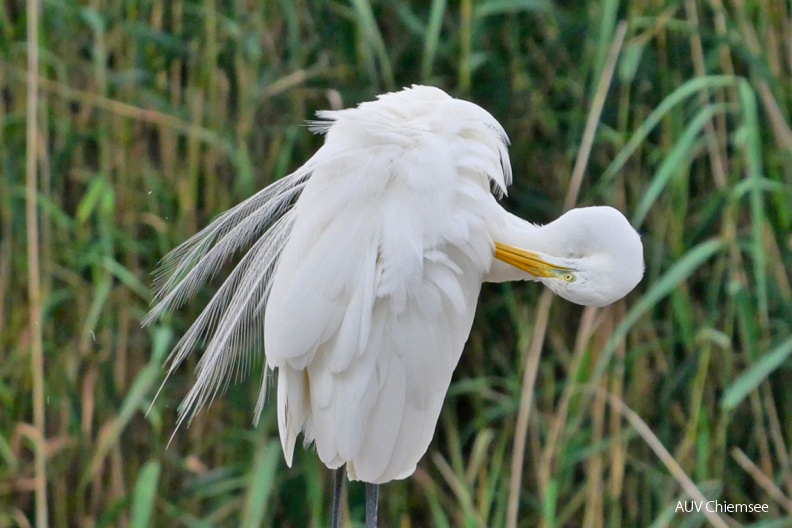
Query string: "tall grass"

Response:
xmin=2 ymin=0 xmax=792 ymax=526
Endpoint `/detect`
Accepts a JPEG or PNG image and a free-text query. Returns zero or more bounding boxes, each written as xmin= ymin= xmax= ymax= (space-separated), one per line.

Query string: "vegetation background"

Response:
xmin=3 ymin=0 xmax=792 ymax=526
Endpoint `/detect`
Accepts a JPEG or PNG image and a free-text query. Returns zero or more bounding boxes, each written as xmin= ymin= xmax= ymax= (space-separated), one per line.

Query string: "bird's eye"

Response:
xmin=562 ymin=273 xmax=575 ymax=283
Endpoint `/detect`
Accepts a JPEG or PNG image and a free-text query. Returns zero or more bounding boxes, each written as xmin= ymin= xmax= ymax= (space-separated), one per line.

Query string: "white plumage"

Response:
xmin=147 ymin=85 xmax=644 ymax=485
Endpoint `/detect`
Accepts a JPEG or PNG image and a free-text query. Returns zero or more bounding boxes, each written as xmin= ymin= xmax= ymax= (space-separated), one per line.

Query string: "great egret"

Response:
xmin=146 ymin=85 xmax=644 ymax=526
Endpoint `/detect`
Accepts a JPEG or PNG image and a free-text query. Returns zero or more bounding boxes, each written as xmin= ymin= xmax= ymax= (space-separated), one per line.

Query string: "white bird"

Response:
xmin=146 ymin=85 xmax=644 ymax=526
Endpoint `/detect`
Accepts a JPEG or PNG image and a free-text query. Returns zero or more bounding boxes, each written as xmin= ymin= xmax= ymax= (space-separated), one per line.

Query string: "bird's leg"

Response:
xmin=331 ymin=467 xmax=344 ymax=528
xmin=365 ymin=483 xmax=379 ymax=528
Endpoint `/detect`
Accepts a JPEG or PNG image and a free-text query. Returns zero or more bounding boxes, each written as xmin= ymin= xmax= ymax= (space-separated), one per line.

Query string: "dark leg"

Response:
xmin=365 ymin=483 xmax=379 ymax=528
xmin=332 ymin=467 xmax=344 ymax=528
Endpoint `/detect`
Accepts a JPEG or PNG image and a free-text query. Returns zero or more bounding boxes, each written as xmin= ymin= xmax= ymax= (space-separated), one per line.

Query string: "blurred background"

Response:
xmin=3 ymin=0 xmax=792 ymax=526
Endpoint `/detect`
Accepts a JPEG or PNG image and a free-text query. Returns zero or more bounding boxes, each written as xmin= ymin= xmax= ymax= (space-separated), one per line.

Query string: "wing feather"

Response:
xmin=277 ymin=364 xmax=308 ymax=466
xmin=347 ymin=345 xmax=406 ymax=481
xmin=346 ymin=246 xmax=485 ymax=483
xmin=264 ymin=218 xmax=377 ymax=371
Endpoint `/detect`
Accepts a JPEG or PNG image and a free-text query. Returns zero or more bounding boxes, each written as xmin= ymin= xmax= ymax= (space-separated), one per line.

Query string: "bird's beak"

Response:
xmin=494 ymin=241 xmax=570 ymax=278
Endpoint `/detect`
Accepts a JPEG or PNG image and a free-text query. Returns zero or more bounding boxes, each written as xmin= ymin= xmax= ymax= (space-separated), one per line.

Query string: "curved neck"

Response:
xmin=485 ymin=210 xmax=558 ymax=283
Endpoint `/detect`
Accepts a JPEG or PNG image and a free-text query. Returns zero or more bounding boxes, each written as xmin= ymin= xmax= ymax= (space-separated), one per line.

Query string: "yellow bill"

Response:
xmin=494 ymin=241 xmax=572 ymax=278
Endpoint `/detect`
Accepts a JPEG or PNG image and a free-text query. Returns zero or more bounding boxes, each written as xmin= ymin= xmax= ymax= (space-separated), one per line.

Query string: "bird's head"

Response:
xmin=495 ymin=206 xmax=644 ymax=307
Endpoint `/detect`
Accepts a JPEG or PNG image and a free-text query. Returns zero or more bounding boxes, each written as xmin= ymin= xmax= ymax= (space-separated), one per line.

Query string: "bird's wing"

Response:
xmin=346 ymin=245 xmax=486 ymax=483
xmin=265 ymin=168 xmax=496 ymax=483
